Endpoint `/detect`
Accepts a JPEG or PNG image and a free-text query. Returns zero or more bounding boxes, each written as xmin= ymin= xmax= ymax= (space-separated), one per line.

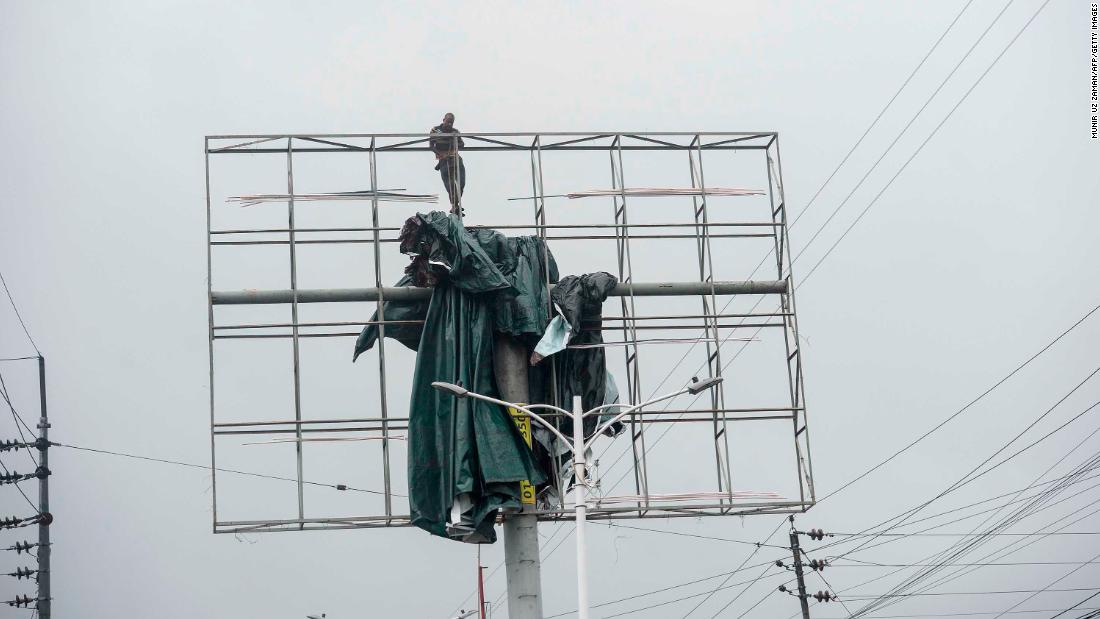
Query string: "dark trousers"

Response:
xmin=438 ymin=156 xmax=466 ymax=211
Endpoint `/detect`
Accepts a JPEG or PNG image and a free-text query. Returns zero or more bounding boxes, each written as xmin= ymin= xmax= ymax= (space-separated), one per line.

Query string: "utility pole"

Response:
xmin=493 ymin=335 xmax=543 ymax=619
xmin=777 ymin=520 xmax=835 ymax=617
xmin=36 ymin=356 xmax=51 ymax=619
xmin=789 ymin=516 xmax=810 ymax=619
xmin=1 ymin=356 xmax=50 ymax=614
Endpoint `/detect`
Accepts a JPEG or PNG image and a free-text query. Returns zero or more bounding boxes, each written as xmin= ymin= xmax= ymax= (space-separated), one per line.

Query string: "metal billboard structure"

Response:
xmin=204 ymin=131 xmax=813 ymax=534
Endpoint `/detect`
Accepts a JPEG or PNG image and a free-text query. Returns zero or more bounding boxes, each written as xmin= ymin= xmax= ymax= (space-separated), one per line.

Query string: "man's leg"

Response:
xmin=457 ymin=158 xmax=466 ymax=205
xmin=439 ymin=160 xmax=457 ymax=210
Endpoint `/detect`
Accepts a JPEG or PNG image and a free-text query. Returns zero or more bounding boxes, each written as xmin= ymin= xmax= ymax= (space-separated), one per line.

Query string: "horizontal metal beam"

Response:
xmin=211 ymin=500 xmax=814 ymax=533
xmin=209 ymin=145 xmax=768 ymax=154
xmin=207 ymin=131 xmax=777 ymax=140
xmin=210 ymin=280 xmax=788 ymax=305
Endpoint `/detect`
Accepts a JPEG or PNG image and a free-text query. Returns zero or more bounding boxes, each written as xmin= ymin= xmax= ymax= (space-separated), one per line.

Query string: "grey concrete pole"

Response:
xmin=790 ymin=518 xmax=810 ymax=619
xmin=37 ymin=356 xmax=50 ymax=619
xmin=493 ymin=334 xmax=543 ymax=619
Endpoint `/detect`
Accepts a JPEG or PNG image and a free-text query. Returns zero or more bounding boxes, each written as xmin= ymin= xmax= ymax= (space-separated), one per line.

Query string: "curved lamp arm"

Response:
xmin=581 ymin=377 xmax=723 ymax=453
xmin=430 ymin=382 xmax=576 ymax=453
xmin=523 ymin=402 xmax=575 ymax=417
xmin=580 ymin=402 xmax=638 ymax=419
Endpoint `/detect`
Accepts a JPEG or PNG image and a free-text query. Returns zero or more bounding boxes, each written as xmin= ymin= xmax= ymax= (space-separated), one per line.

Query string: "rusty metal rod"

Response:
xmin=211 ymin=280 xmax=788 ymax=305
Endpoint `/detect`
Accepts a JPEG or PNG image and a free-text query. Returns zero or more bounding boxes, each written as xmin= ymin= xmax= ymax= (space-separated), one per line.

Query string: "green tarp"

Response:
xmin=353 ymin=212 xmax=554 ymax=542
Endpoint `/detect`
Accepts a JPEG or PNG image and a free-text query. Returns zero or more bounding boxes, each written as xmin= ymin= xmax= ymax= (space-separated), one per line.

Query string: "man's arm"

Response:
xmin=429 ymin=125 xmax=446 ymax=155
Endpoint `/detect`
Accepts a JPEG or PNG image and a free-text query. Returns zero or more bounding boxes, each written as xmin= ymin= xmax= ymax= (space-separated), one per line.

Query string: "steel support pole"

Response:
xmin=494 ymin=334 xmax=543 ymax=619
xmin=37 ymin=356 xmax=50 ymax=619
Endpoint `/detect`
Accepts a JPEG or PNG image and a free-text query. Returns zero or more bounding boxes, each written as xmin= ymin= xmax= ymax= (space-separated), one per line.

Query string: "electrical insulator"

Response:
xmin=774 ymin=559 xmax=785 ymax=567
xmin=812 ymin=591 xmax=837 ymax=603
xmin=0 ymin=471 xmax=24 ymax=484
xmin=806 ymin=528 xmax=827 ymax=541
xmin=1 ymin=516 xmax=26 ymax=529
xmin=777 ymin=584 xmax=788 ymax=593
xmin=10 ymin=567 xmax=36 ymax=580
xmin=7 ymin=594 xmax=34 ymax=608
xmin=0 ymin=439 xmax=24 ymax=452
xmin=808 ymin=558 xmax=827 ymax=571
xmin=12 ymin=541 xmax=36 ymax=554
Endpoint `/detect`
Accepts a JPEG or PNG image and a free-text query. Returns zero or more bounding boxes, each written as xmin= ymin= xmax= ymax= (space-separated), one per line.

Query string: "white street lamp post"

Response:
xmin=432 ymin=376 xmax=722 ymax=619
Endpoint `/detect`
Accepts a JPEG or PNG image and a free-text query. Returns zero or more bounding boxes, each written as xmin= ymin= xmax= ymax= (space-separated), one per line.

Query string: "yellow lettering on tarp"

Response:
xmin=508 ymin=405 xmax=536 ymax=506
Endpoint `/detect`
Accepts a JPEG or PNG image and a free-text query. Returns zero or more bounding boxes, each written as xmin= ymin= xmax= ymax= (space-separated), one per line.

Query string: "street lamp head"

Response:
xmin=431 ymin=381 xmax=469 ymax=398
xmin=686 ymin=376 xmax=723 ymax=395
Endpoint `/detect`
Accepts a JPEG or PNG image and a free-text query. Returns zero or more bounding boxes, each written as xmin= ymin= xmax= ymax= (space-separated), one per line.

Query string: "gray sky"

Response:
xmin=2 ymin=1 xmax=1100 ymax=617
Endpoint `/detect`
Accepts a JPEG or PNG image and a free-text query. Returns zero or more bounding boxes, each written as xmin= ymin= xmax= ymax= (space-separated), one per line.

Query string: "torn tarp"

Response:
xmin=354 ymin=213 xmax=559 ymax=359
xmin=534 ymin=272 xmax=623 ymax=439
xmin=353 ymin=211 xmax=553 ymax=542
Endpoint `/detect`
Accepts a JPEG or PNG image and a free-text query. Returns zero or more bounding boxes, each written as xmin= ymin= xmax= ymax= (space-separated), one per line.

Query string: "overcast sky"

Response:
xmin=3 ymin=1 xmax=1100 ymax=618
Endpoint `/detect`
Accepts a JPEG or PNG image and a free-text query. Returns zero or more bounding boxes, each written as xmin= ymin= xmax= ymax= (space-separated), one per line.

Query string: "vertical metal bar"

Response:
xmin=610 ymin=135 xmax=648 ymax=515
xmin=205 ymin=137 xmax=219 ymax=531
xmin=773 ymin=136 xmax=814 ymax=504
xmin=688 ymin=136 xmax=734 ymax=506
xmin=765 ymin=139 xmax=810 ymax=506
xmin=530 ymin=135 xmax=564 ymax=506
xmin=36 ymin=356 xmax=50 ymax=619
xmin=369 ymin=137 xmax=394 ymax=518
xmin=287 ymin=138 xmax=305 ymax=526
xmin=453 ymin=133 xmax=462 ymax=221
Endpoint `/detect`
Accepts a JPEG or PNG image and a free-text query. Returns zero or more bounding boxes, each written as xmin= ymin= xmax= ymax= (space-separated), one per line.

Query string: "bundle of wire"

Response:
xmin=594 ymin=491 xmax=783 ymax=505
xmin=565 ymin=187 xmax=764 ymax=199
xmin=227 ymin=190 xmax=438 ymax=207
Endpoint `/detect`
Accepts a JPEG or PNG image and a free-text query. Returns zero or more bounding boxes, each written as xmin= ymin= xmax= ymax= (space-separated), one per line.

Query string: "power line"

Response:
xmin=683 ymin=517 xmax=787 ymax=618
xmin=0 ymin=269 xmax=40 ymax=356
xmin=51 ymin=442 xmax=396 ymax=496
xmin=838 ymin=498 xmax=1100 ymax=613
xmin=505 ymin=347 xmax=1100 ymax=618
xmin=602 ymin=360 xmax=1100 ymax=615
xmin=595 ymin=0 xmax=1039 ymax=489
xmin=836 ymin=559 xmax=1100 ymax=568
xmin=811 ymin=417 xmax=1100 ymax=560
xmin=828 ymin=531 xmax=1100 ymax=538
xmin=607 ymin=522 xmax=789 ymax=550
xmin=991 ymin=549 xmax=1100 ymax=617
xmin=545 ymin=567 xmax=786 ymax=619
xmin=1051 ymin=591 xmax=1100 ymax=619
xmin=852 ymin=609 xmax=1100 ymax=618
xmin=826 ymin=369 xmax=1100 ymax=572
xmin=0 ymin=368 xmax=39 ymax=469
xmin=820 ymin=297 xmax=1100 ymax=504
xmin=798 ymin=0 xmax=1053 ymax=284
xmin=732 ymin=580 xmax=781 ymax=619
xmin=820 ymin=441 xmax=1100 ymax=558
xmin=844 ymin=461 xmax=1100 ymax=616
xmin=583 ymin=8 xmax=1062 ymax=562
xmin=0 ymin=459 xmax=38 ymax=513
xmin=843 ymin=587 xmax=1100 ymax=599
xmin=543 ymin=558 xmax=780 ymax=618
xmin=593 ymin=0 xmax=979 ymax=426
xmin=791 ymin=0 xmax=1016 ymax=268
xmin=813 ymin=398 xmax=1100 ymax=616
xmin=786 ymin=0 xmax=976 ymax=232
